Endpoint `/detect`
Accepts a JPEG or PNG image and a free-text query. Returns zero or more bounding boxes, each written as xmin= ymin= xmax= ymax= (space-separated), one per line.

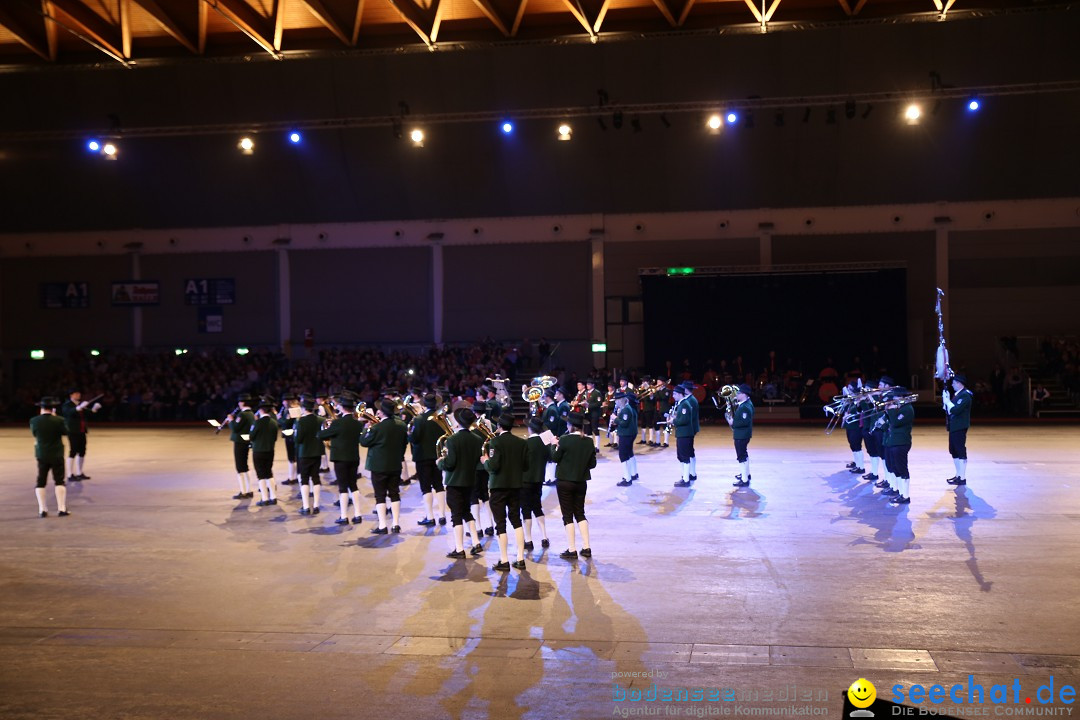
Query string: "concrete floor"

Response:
xmin=1 ymin=425 xmax=1078 ymax=719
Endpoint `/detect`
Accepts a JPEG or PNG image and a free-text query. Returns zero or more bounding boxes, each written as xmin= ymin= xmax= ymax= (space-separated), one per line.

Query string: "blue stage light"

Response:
xmin=87 ymin=140 xmax=100 ymax=152
xmin=288 ymin=132 xmax=301 ymax=143
xmin=726 ymin=112 xmax=738 ymax=124
xmin=501 ymin=122 xmax=513 ymax=134
xmin=967 ymin=99 xmax=980 ymax=112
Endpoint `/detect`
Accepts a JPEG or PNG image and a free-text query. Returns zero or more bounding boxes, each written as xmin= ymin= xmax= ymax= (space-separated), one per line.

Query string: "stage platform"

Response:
xmin=1 ymin=425 xmax=1078 ymax=719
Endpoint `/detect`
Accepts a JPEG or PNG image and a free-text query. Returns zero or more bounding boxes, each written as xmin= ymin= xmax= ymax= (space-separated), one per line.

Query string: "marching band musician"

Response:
xmin=612 ymin=390 xmax=639 ymax=487
xmin=317 ymin=395 xmax=365 ymax=526
xmin=637 ymin=377 xmax=656 ymax=447
xmin=484 ymin=387 xmax=503 ymax=424
xmin=654 ymin=378 xmax=673 ymax=449
xmin=278 ymin=394 xmax=301 ymax=485
xmin=603 ymin=382 xmax=617 ymax=448
xmin=411 ymin=393 xmax=447 ymax=527
xmin=61 ymin=389 xmax=100 ymax=482
xmin=31 ymin=396 xmax=69 ymax=518
xmin=540 ymin=389 xmax=564 ymax=486
xmin=672 ymin=384 xmax=697 ymax=488
xmin=943 ymin=373 xmax=972 ymax=486
xmin=315 ymin=390 xmax=334 ymax=480
xmin=550 ymin=411 xmax=596 ymax=560
xmin=842 ymin=382 xmax=866 ymax=475
xmin=863 ymin=376 xmax=893 ymax=486
xmin=584 ymin=379 xmax=603 ymax=451
xmin=470 ymin=402 xmax=496 ymax=539
xmin=438 ymin=407 xmax=485 ymax=559
xmin=294 ymin=396 xmax=324 ymax=515
xmin=728 ymin=384 xmax=754 ymax=488
xmin=227 ymin=394 xmax=256 ymax=500
xmin=520 ymin=416 xmax=551 ymax=550
xmin=250 ymin=396 xmax=280 ymax=507
xmin=360 ymin=399 xmax=409 ymax=534
xmin=879 ymin=388 xmax=914 ymax=505
xmin=482 ymin=412 xmax=529 ymax=571
xmin=681 ymin=382 xmax=701 ymax=483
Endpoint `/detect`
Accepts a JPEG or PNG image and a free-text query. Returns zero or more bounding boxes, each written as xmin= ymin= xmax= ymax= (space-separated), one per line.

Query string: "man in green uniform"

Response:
xmin=250 ymin=396 xmax=280 ymax=507
xmin=294 ymin=396 xmax=325 ymax=515
xmin=585 ymin=378 xmax=603 ymax=451
xmin=483 ymin=413 xmax=529 ymax=571
xmin=541 ymin=390 xmax=562 ymax=486
xmin=318 ymin=395 xmax=365 ymax=526
xmin=943 ymin=373 xmax=973 ymax=486
xmin=470 ymin=402 xmax=496 ymax=538
xmin=879 ymin=389 xmax=914 ymax=505
xmin=361 ymin=399 xmax=409 ymax=534
xmin=729 ymin=384 xmax=755 ymax=488
xmin=438 ymin=407 xmax=484 ymax=559
xmin=550 ymin=411 xmax=597 ymax=560
xmin=278 ymin=393 xmax=301 ymax=485
xmin=682 ymin=382 xmax=701 ymax=482
xmin=672 ymin=384 xmax=697 ymax=488
xmin=520 ymin=416 xmax=550 ymax=550
xmin=226 ymin=394 xmax=256 ymax=500
xmin=613 ymin=390 xmax=639 ymax=487
xmin=410 ymin=393 xmax=447 ymax=527
xmin=654 ymin=378 xmax=673 ymax=449
xmin=30 ymin=396 xmax=69 ymax=518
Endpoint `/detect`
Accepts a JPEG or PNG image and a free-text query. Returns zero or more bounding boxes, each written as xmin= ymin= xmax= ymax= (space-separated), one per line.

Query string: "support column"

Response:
xmin=759 ymin=232 xmax=772 ymax=269
xmin=590 ymin=237 xmax=604 ymax=343
xmin=277 ymin=248 xmax=291 ymax=354
xmin=432 ymin=243 xmax=443 ymax=345
xmin=131 ymin=252 xmax=142 ymax=351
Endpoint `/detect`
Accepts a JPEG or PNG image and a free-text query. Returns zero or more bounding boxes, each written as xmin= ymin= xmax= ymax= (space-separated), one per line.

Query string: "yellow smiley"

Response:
xmin=848 ymin=678 xmax=876 ymax=709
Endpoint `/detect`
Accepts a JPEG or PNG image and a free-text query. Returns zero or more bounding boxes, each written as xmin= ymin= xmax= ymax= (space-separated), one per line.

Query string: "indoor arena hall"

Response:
xmin=1 ymin=422 xmax=1078 ymax=718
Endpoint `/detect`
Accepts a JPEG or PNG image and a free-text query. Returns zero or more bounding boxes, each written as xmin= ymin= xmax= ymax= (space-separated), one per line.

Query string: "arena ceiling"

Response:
xmin=0 ymin=0 xmax=1031 ymax=67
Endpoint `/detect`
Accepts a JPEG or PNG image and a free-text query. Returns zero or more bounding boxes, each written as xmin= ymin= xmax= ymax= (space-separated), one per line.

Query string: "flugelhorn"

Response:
xmin=432 ymin=405 xmax=454 ymax=460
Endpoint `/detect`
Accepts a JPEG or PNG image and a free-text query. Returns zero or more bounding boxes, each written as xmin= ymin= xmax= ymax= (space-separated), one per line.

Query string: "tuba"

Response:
xmin=717 ymin=384 xmax=740 ymax=415
xmin=432 ymin=405 xmax=455 ymax=460
xmin=522 ymin=375 xmax=556 ymax=416
xmin=472 ymin=416 xmax=498 ymax=459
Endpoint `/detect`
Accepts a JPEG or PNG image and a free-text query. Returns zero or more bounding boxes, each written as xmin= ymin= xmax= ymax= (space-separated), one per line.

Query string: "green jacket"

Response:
xmin=438 ymin=429 xmax=483 ymax=487
xmin=687 ymin=395 xmax=700 ymax=434
xmin=317 ymin=415 xmax=363 ymax=463
xmin=294 ymin=413 xmax=325 ymax=459
xmin=586 ymin=389 xmax=603 ymax=412
xmin=884 ymin=405 xmax=914 ymax=446
xmin=408 ymin=410 xmax=442 ymax=462
xmin=731 ymin=400 xmax=754 ymax=440
xmin=485 ymin=399 xmax=503 ymax=422
xmin=61 ymin=400 xmax=87 ymax=434
xmin=230 ymin=408 xmax=255 ymax=444
xmin=249 ymin=415 xmax=279 ymax=453
xmin=522 ymin=435 xmax=547 ymax=484
xmin=485 ymin=431 xmax=528 ymax=490
xmin=673 ymin=398 xmax=695 ymax=438
xmin=30 ymin=414 xmax=67 ymax=462
xmin=542 ymin=402 xmax=566 ymax=436
xmin=947 ymin=388 xmax=973 ymax=432
xmin=361 ymin=417 xmax=408 ymax=473
xmin=655 ymin=388 xmax=673 ymax=413
xmin=615 ymin=403 xmax=637 ymax=438
xmin=550 ymin=433 xmax=596 ymax=482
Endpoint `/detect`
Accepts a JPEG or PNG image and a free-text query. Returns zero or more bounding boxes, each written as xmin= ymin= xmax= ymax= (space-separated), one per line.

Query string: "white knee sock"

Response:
xmin=740 ymin=461 xmax=750 ymax=483
xmin=871 ymin=456 xmax=880 ymax=475
xmin=953 ymin=458 xmax=963 ymax=477
xmin=958 ymin=459 xmax=967 ymax=480
xmin=564 ymin=523 xmax=576 ymax=552
xmin=35 ymin=487 xmax=48 ymax=513
xmin=288 ymin=461 xmax=296 ymax=480
xmin=545 ymin=462 xmax=555 ymax=482
xmin=898 ymin=476 xmax=910 ymax=498
xmin=236 ymin=474 xmax=246 ymax=494
xmin=537 ymin=515 xmax=548 ymax=540
xmin=629 ymin=457 xmax=639 ymax=477
xmin=300 ymin=483 xmax=310 ymax=510
xmin=467 ymin=520 xmax=479 ymax=546
xmin=390 ymin=500 xmax=400 ymax=527
xmin=338 ymin=493 xmax=349 ymax=520
xmin=523 ymin=517 xmax=533 ymax=542
xmin=242 ymin=472 xmax=251 ymax=493
xmin=621 ymin=461 xmax=631 ymax=481
xmin=55 ymin=485 xmax=67 ymax=512
xmin=854 ymin=451 xmax=864 ymax=468
xmin=453 ymin=524 xmax=465 ymax=552
xmin=76 ymin=456 xmax=85 ymax=476
xmin=681 ymin=463 xmax=689 ymax=482
xmin=578 ymin=519 xmax=590 ymax=551
xmin=481 ymin=500 xmax=492 ymax=529
xmin=435 ymin=490 xmax=446 ymax=518
xmin=257 ymin=479 xmax=268 ymax=502
xmin=514 ymin=527 xmax=525 ymax=561
xmin=470 ymin=504 xmax=480 ymax=529
xmin=348 ymin=490 xmax=361 ymax=519
xmin=312 ymin=484 xmax=321 ymax=508
xmin=689 ymin=457 xmax=697 ymax=477
xmin=376 ymin=503 xmax=387 ymax=529
xmin=423 ymin=492 xmax=434 ymax=520
xmin=497 ymin=533 xmax=509 ymax=563
xmin=594 ymin=435 xmax=600 ymax=450
xmin=66 ymin=457 xmax=75 ymax=478
xmin=267 ymin=477 xmax=277 ymax=500
xmin=662 ymin=430 xmax=669 ymax=445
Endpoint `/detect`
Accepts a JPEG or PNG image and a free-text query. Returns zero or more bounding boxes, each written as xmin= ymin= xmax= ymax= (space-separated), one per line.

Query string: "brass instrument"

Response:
xmin=320 ymin=401 xmax=338 ymax=422
xmin=522 ymin=377 xmax=556 ymax=416
xmin=718 ymin=384 xmax=740 ymax=416
xmin=432 ymin=405 xmax=454 ymax=460
xmin=357 ymin=406 xmax=379 ymax=428
xmin=472 ymin=417 xmax=497 ymax=459
xmin=659 ymin=405 xmax=677 ymax=434
xmin=571 ymin=389 xmax=588 ymax=413
xmin=485 ymin=376 xmax=514 ymax=412
xmin=636 ymin=382 xmax=659 ymax=400
xmin=858 ymin=392 xmax=920 ymax=428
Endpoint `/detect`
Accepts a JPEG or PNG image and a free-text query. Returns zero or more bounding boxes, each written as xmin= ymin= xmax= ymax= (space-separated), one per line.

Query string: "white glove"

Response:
xmin=240 ymin=434 xmax=250 ymax=442
xmin=91 ymin=402 xmax=102 ymax=413
xmin=76 ymin=401 xmax=90 ymax=411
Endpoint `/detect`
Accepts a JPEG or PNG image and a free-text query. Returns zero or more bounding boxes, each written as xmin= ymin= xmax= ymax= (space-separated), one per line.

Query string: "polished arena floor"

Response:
xmin=1 ymin=424 xmax=1078 ymax=719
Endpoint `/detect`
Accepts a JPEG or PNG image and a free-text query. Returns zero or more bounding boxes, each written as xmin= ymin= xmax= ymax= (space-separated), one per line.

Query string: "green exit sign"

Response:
xmin=667 ymin=267 xmax=695 ymax=276
xmin=591 ymin=343 xmax=607 ymax=352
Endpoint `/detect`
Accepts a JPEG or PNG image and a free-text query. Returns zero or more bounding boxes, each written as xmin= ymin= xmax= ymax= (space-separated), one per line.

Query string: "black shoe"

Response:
xmin=244 ymin=492 xmax=254 ymax=499
xmin=890 ymin=495 xmax=911 ymax=505
xmin=849 ymin=467 xmax=865 ymax=474
xmin=559 ymin=549 xmax=578 ymax=560
xmin=391 ymin=525 xmax=401 ymax=534
xmin=334 ymin=517 xmax=350 ymax=525
xmin=580 ymin=548 xmax=592 ymax=558
xmin=882 ymin=488 xmax=898 ymax=496
xmin=541 ymin=539 xmax=550 ymax=548
xmin=662 ymin=443 xmax=670 ymax=448
xmin=616 ymin=479 xmax=633 ymax=487
xmin=874 ymin=480 xmax=889 ymax=488
xmin=371 ymin=527 xmax=388 ymax=535
xmin=948 ymin=478 xmax=967 ymax=486
xmin=512 ymin=560 xmax=526 ymax=569
xmin=733 ymin=480 xmax=750 ymax=488
xmin=470 ymin=544 xmax=483 ymax=556
xmin=945 ymin=475 xmax=959 ymax=483
xmin=232 ymin=492 xmax=247 ymax=500
xmin=312 ymin=507 xmax=320 ymax=515
xmin=631 ymin=474 xmax=639 ymax=482
xmin=438 ymin=517 xmax=447 ymax=526
xmin=493 ymin=561 xmax=511 ymax=572
xmin=282 ymin=479 xmax=297 ymax=485
xmin=523 ymin=541 xmax=534 ymax=550
xmin=39 ymin=511 xmax=47 ymax=518
xmin=543 ymin=480 xmax=555 ymax=486
xmin=484 ymin=527 xmax=495 ymax=537
xmin=76 ymin=474 xmax=90 ymax=480
xmin=648 ymin=442 xmax=658 ymax=447
xmin=351 ymin=516 xmax=363 ymax=524
xmin=58 ymin=510 xmax=70 ymax=517
xmin=636 ymin=440 xmax=647 ymax=445
xmin=845 ymin=462 xmax=856 ymax=469
xmin=417 ymin=517 xmax=436 ymax=527
xmin=268 ymin=498 xmax=278 ymax=505
xmin=299 ymin=508 xmax=312 ymax=515
xmin=400 ymin=478 xmax=412 ymax=486
xmin=674 ymin=480 xmax=691 ymax=488
xmin=256 ymin=500 xmax=269 ymax=507
xmin=611 ymin=443 xmax=619 ymax=450
xmin=446 ymin=550 xmax=466 ymax=559
xmin=334 ymin=500 xmax=341 ymax=507
xmin=863 ymin=473 xmax=879 ymax=481
xmin=689 ymin=475 xmax=697 ymax=483
xmin=68 ymin=475 xmax=81 ymax=482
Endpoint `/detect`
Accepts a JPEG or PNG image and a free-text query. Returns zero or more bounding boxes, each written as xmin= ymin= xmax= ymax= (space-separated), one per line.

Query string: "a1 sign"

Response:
xmin=184 ymin=278 xmax=235 ymax=305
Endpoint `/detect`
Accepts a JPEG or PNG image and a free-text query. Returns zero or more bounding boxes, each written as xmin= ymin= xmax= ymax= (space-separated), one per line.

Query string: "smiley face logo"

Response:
xmin=848 ymin=678 xmax=877 ymax=709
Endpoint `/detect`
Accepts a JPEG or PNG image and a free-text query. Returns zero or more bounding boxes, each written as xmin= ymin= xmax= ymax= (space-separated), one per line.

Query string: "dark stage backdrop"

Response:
xmin=641 ymin=268 xmax=909 ymax=387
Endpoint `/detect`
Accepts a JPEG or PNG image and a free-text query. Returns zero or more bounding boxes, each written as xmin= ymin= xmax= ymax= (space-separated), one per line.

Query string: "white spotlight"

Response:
xmin=238 ymin=136 xmax=255 ymax=154
xmin=707 ymin=114 xmax=722 ymax=133
xmin=410 ymin=129 xmax=424 ymax=147
xmin=557 ymin=124 xmax=572 ymax=141
xmin=904 ymin=104 xmax=922 ymax=124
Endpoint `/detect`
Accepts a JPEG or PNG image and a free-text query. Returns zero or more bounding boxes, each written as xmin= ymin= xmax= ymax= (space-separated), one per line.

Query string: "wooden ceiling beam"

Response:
xmin=203 ymin=0 xmax=279 ymax=57
xmin=561 ymin=0 xmax=610 ymax=35
xmin=300 ymin=0 xmax=352 ymax=45
xmin=651 ymin=0 xmax=696 ymax=27
xmin=351 ymin=0 xmax=364 ymax=44
xmin=273 ymin=0 xmax=285 ymax=50
xmin=120 ymin=0 xmax=133 ymax=58
xmin=130 ymin=0 xmax=200 ymax=54
xmin=0 ymin=2 xmax=52 ymax=60
xmin=48 ymin=0 xmax=129 ymax=61
xmin=384 ymin=0 xmax=441 ymax=45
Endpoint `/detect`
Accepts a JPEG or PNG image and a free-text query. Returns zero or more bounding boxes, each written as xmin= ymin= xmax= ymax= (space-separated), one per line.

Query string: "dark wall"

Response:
xmin=1 ymin=255 xmax=134 ymax=351
xmin=604 ymin=237 xmax=760 ymax=297
xmin=140 ymin=251 xmax=278 ymax=347
xmin=289 ymin=247 xmax=433 ymax=344
xmin=1 ymin=9 xmax=1078 ymax=232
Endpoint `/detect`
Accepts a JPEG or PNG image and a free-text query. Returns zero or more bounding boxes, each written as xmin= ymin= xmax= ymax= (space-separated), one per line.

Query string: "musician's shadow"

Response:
xmin=826 ymin=471 xmax=918 ymax=552
xmin=482 ymin=568 xmax=555 ymax=600
xmin=291 ymin=524 xmax=350 ymax=536
xmin=722 ymin=487 xmax=767 ymax=519
xmin=431 ymin=559 xmax=492 ymax=583
xmin=351 ymin=534 xmax=406 ymax=550
xmin=950 ymin=488 xmax=996 ymax=592
xmin=635 ymin=485 xmax=695 ymax=517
